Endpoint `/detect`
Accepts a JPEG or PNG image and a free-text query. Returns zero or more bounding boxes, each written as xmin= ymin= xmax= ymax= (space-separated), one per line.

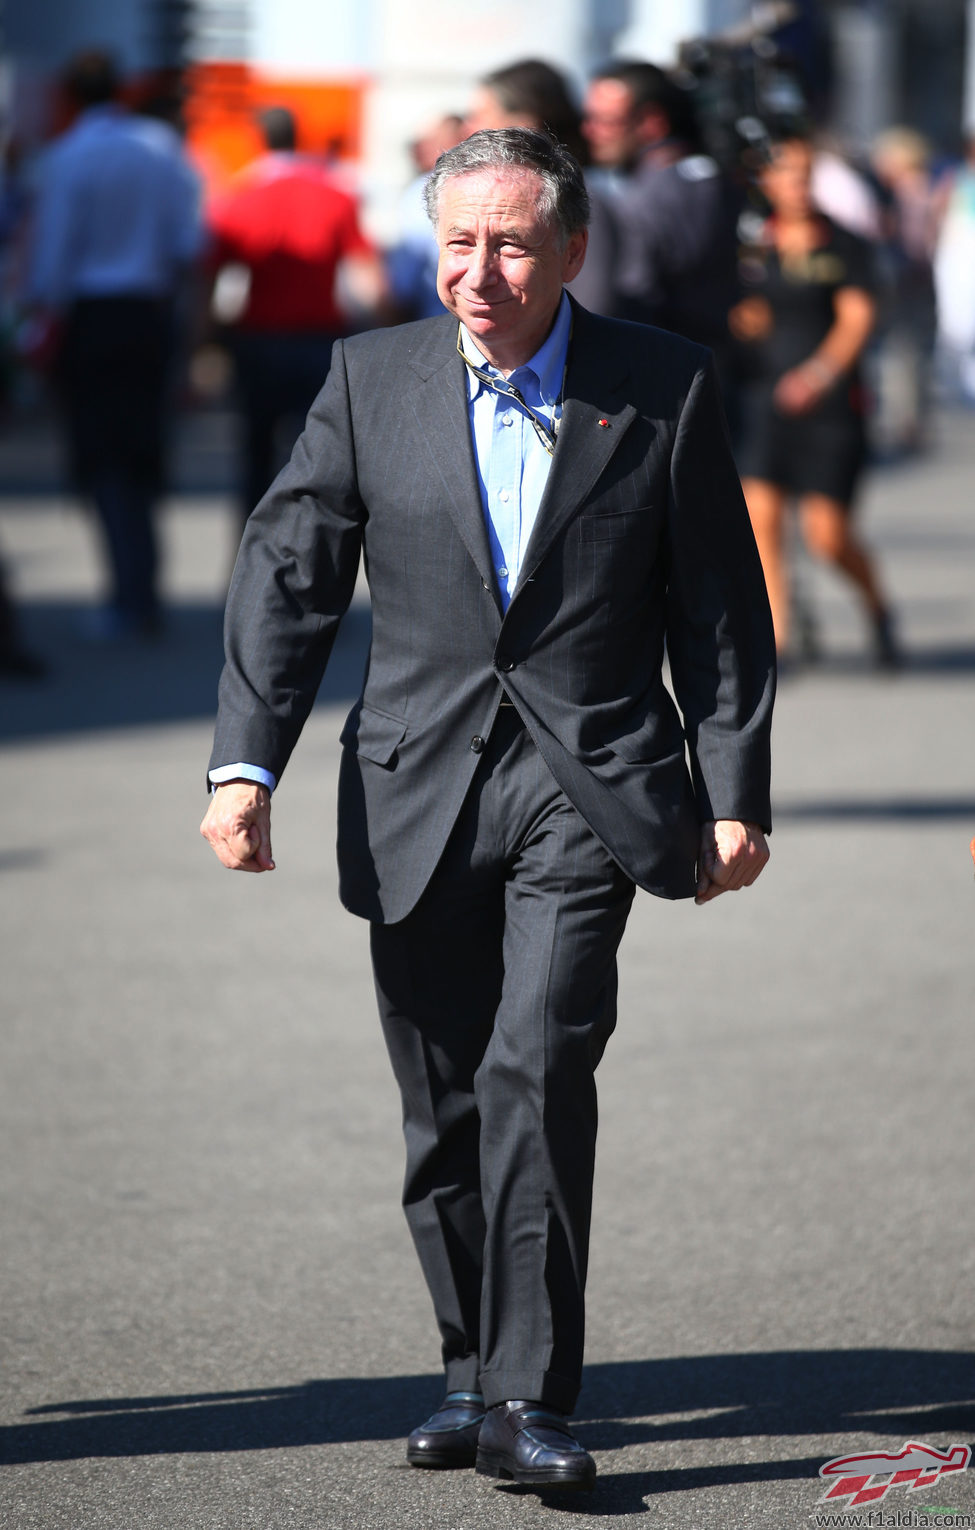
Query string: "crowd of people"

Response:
xmin=1 ymin=44 xmax=972 ymax=676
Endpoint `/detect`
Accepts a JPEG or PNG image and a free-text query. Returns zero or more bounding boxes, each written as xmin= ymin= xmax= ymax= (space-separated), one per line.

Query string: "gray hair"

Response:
xmin=423 ymin=128 xmax=590 ymax=244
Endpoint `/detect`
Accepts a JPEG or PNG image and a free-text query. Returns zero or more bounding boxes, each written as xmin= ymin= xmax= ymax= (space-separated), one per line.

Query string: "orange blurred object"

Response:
xmin=183 ymin=63 xmax=368 ymax=194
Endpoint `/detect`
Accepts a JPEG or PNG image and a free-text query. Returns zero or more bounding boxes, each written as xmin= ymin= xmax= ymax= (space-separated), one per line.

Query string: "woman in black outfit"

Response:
xmin=732 ymin=132 xmax=899 ymax=666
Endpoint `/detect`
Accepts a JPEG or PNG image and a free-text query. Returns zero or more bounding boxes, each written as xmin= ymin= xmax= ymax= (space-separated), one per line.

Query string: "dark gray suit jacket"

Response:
xmin=210 ymin=298 xmax=775 ymax=923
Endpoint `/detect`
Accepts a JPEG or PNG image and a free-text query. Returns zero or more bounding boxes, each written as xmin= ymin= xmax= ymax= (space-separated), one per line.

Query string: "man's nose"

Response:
xmin=467 ymin=244 xmax=498 ymax=290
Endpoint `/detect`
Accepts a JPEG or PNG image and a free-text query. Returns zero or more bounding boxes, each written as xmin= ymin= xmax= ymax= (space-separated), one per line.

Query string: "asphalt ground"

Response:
xmin=1 ymin=403 xmax=974 ymax=1530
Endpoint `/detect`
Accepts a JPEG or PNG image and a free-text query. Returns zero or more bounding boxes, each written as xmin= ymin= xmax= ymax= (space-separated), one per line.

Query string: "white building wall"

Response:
xmin=611 ymin=0 xmax=708 ymax=65
xmin=249 ymin=1 xmax=372 ymax=75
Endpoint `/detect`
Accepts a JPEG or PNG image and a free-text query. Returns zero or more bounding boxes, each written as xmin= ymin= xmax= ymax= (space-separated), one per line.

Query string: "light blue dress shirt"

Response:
xmin=460 ymin=288 xmax=571 ymax=610
xmin=210 ymin=291 xmax=572 ymax=795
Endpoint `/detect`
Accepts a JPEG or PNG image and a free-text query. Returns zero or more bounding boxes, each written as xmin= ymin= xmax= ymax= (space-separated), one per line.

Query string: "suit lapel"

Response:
xmin=406 ymin=321 xmax=499 ymax=603
xmin=401 ymin=305 xmax=639 ymax=614
xmin=514 ymin=302 xmax=637 ymax=594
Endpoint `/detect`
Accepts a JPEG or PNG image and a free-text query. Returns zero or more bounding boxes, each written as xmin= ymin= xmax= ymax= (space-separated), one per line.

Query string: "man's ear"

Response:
xmin=563 ymin=227 xmax=588 ymax=283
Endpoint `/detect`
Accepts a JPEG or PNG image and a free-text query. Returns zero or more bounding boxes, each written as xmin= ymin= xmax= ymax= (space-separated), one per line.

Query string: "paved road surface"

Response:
xmin=1 ymin=406 xmax=974 ymax=1529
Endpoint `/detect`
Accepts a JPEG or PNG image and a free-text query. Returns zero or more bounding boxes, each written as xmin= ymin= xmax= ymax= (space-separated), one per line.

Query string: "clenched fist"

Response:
xmin=200 ymin=780 xmax=275 ymax=873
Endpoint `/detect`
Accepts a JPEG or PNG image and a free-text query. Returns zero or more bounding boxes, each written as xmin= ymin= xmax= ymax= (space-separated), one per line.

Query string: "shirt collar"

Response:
xmin=459 ymin=289 xmax=572 ymax=406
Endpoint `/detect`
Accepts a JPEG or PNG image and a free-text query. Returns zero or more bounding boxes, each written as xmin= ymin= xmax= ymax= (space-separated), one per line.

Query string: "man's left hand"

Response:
xmin=695 ymin=819 xmax=769 ymax=905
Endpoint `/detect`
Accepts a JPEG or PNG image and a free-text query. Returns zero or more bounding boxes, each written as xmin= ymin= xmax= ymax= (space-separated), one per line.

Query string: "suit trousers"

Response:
xmin=369 ymin=706 xmax=635 ymax=1413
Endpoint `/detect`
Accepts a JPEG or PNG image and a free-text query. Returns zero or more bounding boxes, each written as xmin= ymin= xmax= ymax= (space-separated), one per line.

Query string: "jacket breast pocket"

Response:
xmin=342 ymin=705 xmax=407 ymax=768
xmin=579 ymin=507 xmax=649 ymax=542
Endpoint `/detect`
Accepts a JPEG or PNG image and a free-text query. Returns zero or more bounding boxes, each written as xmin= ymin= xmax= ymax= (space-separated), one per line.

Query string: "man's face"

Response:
xmin=436 ymin=167 xmax=587 ymax=375
xmin=582 ymin=78 xmax=641 ymax=168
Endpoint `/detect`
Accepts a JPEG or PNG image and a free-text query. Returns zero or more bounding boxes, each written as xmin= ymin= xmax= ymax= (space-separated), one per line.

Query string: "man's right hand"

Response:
xmin=200 ymin=781 xmax=275 ymax=872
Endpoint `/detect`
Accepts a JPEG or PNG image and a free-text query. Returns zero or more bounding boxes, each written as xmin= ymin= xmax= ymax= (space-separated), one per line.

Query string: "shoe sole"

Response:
xmin=475 ymin=1448 xmax=595 ymax=1490
xmin=406 ymin=1448 xmax=479 ymax=1470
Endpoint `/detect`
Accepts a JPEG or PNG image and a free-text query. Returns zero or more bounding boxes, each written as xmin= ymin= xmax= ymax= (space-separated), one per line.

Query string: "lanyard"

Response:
xmin=456 ymin=324 xmax=569 ymax=457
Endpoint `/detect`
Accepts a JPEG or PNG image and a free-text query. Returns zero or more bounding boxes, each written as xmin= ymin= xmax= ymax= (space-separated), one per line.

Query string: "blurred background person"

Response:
xmin=731 ymin=129 xmax=899 ymax=670
xmin=411 ymin=113 xmax=467 ymax=176
xmin=583 ymin=56 xmax=686 ymax=187
xmin=466 ymin=58 xmax=588 ymax=161
xmin=464 ymin=58 xmax=618 ymax=316
xmin=584 ymin=59 xmax=741 ymax=401
xmin=22 ymin=49 xmax=203 ymax=640
xmin=0 ymin=558 xmax=44 ymax=678
xmin=870 ymin=126 xmax=943 ymax=457
xmin=0 ymin=123 xmax=27 ymax=350
xmin=0 ymin=125 xmax=44 ymax=678
xmin=207 ymin=105 xmax=389 ymax=531
xmin=386 ymin=111 xmax=465 ymax=322
xmin=934 ymin=133 xmax=975 ymax=405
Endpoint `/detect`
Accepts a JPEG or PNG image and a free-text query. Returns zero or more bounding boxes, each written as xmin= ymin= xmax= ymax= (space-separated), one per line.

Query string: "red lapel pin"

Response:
xmin=597 ymin=418 xmax=610 ymax=428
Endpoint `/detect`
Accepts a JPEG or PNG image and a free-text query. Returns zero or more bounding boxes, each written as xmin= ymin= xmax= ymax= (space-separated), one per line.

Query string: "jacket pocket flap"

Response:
xmin=346 ymin=706 xmax=407 ymax=766
xmin=579 ymin=508 xmax=646 ymax=542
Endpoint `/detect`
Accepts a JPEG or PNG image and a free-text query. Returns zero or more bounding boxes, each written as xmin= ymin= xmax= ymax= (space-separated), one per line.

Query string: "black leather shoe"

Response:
xmin=475 ymin=1400 xmax=596 ymax=1490
xmin=406 ymin=1390 xmax=485 ymax=1469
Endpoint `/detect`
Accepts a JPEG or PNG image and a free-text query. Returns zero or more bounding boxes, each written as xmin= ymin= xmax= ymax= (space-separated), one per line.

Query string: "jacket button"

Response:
xmin=497 ymin=655 xmax=515 ymax=672
xmin=470 ymin=735 xmax=485 ymax=753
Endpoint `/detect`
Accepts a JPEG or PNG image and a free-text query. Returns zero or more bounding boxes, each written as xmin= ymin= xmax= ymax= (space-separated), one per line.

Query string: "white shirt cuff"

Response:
xmin=208 ymin=763 xmax=277 ymax=794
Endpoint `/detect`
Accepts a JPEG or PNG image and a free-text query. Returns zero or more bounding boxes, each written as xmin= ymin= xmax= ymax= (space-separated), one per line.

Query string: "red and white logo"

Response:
xmin=819 ymin=1442 xmax=972 ymax=1508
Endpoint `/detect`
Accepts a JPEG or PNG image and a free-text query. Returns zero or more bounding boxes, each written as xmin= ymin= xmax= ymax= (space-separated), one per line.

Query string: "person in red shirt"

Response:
xmin=208 ymin=107 xmax=387 ymax=527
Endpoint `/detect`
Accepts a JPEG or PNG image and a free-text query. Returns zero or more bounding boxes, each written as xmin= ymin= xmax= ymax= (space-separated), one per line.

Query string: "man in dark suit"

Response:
xmin=201 ymin=128 xmax=774 ymax=1494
